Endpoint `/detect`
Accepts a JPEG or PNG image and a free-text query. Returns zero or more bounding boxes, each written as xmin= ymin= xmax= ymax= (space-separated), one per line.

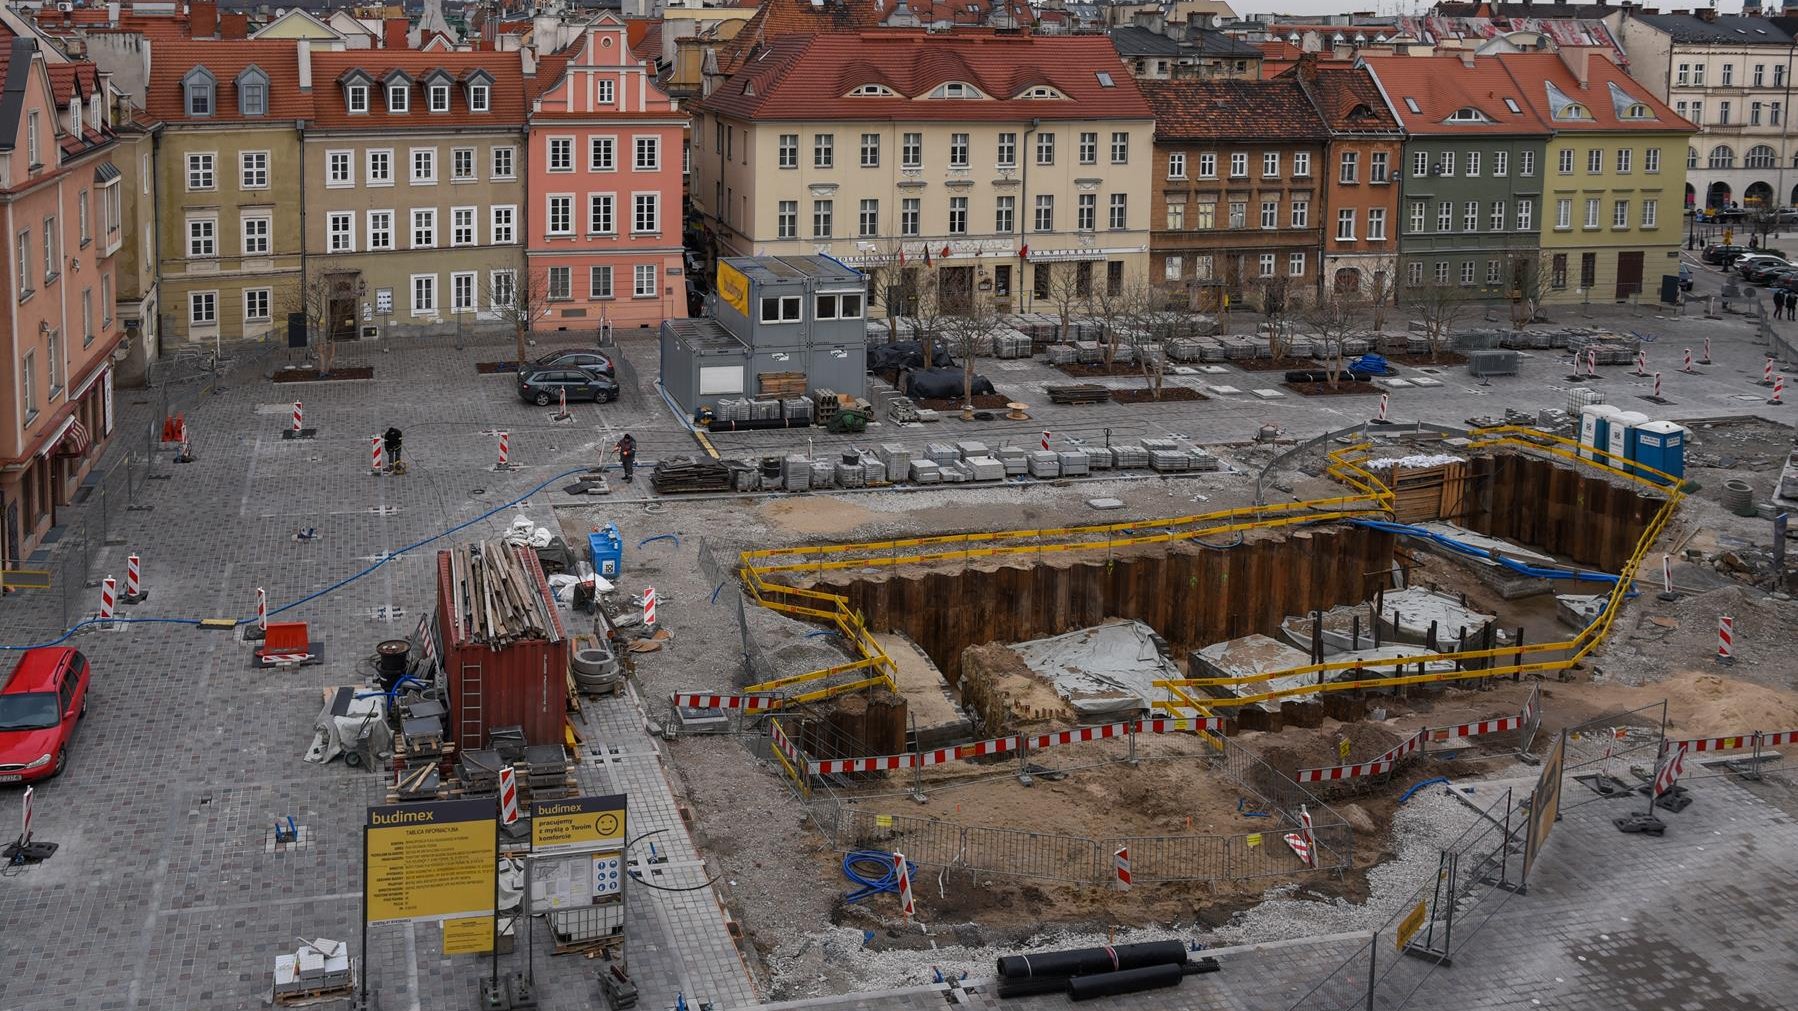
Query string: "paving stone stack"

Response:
xmin=1057 ymin=449 xmax=1089 ymax=476
xmin=910 ymin=459 xmax=942 ymax=484
xmin=997 ymin=445 xmax=1029 ymax=475
xmin=878 ymin=443 xmax=913 ymax=477
xmin=1027 ymin=451 xmax=1061 ymax=478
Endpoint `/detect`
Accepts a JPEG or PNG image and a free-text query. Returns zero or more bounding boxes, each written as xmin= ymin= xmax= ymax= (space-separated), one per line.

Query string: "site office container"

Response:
xmin=436 ymin=547 xmax=570 ymax=752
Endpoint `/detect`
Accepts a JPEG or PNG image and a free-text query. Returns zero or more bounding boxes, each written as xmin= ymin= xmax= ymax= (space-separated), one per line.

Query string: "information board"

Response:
xmin=365 ymin=799 xmax=497 ymax=925
xmin=531 ymin=794 xmax=627 ymax=856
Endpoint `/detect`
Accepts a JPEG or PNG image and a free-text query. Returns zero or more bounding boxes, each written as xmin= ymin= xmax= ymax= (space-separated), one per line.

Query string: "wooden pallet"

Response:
xmin=552 ymin=931 xmax=625 ymax=957
xmin=1045 ymin=383 xmax=1112 ymax=405
xmin=272 ymin=968 xmax=355 ymax=1007
xmin=757 ymin=371 xmax=808 ymax=398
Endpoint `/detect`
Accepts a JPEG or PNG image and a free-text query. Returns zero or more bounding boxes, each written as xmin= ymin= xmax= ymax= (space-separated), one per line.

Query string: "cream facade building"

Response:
xmin=691 ymin=31 xmax=1156 ymax=313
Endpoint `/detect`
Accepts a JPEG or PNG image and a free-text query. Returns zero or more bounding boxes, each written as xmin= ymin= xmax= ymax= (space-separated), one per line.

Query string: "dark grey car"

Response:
xmin=518 ymin=367 xmax=619 ymax=405
xmin=530 ymin=348 xmax=615 ymax=377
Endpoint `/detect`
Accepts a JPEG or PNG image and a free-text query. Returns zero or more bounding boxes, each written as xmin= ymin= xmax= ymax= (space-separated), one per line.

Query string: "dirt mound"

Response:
xmin=1257 ymin=720 xmax=1408 ymax=778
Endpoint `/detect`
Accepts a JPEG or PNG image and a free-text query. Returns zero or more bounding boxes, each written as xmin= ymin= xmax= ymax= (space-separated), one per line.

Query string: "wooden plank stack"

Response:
xmin=1045 ymin=384 xmax=1112 ymax=405
xmin=650 ymin=456 xmax=733 ymax=494
xmin=447 ymin=541 xmax=557 ymax=645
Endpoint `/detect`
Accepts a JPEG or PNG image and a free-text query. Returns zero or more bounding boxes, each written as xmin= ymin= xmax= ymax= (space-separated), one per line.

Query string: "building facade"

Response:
xmin=691 ymin=31 xmax=1155 ymax=316
xmin=1364 ymin=55 xmax=1550 ymax=303
xmin=1290 ymin=59 xmax=1404 ymax=300
xmin=527 ymin=18 xmax=688 ymax=335
xmin=304 ymin=51 xmax=533 ymax=341
xmin=1501 ymin=52 xmax=1692 ymax=301
xmin=0 ymin=39 xmax=125 ymax=566
xmin=1612 ymin=12 xmax=1795 ymax=210
xmin=1140 ymin=77 xmax=1327 ymax=311
xmin=147 ymin=39 xmax=305 ymax=345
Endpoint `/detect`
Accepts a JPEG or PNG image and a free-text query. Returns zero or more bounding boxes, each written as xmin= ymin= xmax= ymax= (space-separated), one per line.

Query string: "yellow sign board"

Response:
xmin=875 ymin=814 xmax=894 ymax=828
xmin=1395 ymin=900 xmax=1429 ymax=951
xmin=531 ymin=794 xmax=627 ymax=856
xmin=365 ymin=799 xmax=496 ymax=925
xmin=717 ymin=260 xmax=750 ymax=318
xmin=442 ymin=915 xmax=494 ymax=955
xmin=1338 ymin=738 xmax=1352 ymax=761
xmin=1246 ymin=833 xmax=1262 ymax=848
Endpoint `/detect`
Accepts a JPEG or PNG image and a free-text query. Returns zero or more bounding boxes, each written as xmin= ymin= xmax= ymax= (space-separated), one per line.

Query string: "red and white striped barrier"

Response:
xmin=124 ymin=554 xmax=144 ymax=603
xmin=20 ymin=786 xmax=32 ymax=846
xmin=1296 ymin=690 xmax=1541 ymax=784
xmin=673 ymin=693 xmax=778 ymax=711
xmin=1662 ymin=554 xmax=1673 ymax=595
xmin=1682 ymin=348 xmax=1694 ymax=373
xmin=1701 ymin=337 xmax=1712 ymax=363
xmin=643 ymin=586 xmax=657 ymax=626
xmin=811 ymin=753 xmax=916 ymax=775
xmin=497 ymin=431 xmax=511 ymax=469
xmin=1653 ymin=371 xmax=1662 ymax=400
xmin=256 ymin=587 xmax=268 ymax=633
xmin=1299 ymin=805 xmax=1318 ymax=868
xmin=1717 ymin=615 xmax=1735 ymax=665
xmin=1772 ymin=375 xmax=1786 ymax=405
xmin=1672 ymin=729 xmax=1798 ymax=753
xmin=1040 ymin=431 xmax=1051 ymax=451
xmin=1114 ymin=846 xmax=1132 ymax=890
xmin=498 ymin=765 xmax=519 ymax=825
xmin=1283 ymin=831 xmax=1311 ymax=864
xmin=1764 ymin=359 xmax=1777 ymax=386
xmin=558 ymin=388 xmax=568 ymax=418
xmin=805 ymin=717 xmax=1224 ymax=777
xmin=1653 ymin=742 xmax=1687 ymax=798
xmin=260 ymin=652 xmax=313 ymax=666
xmin=919 ymin=734 xmax=1018 ymax=767
xmin=99 ymin=576 xmax=116 ymax=625
xmin=1376 ymin=393 xmax=1389 ymax=423
xmin=894 ymin=851 xmax=915 ymax=923
xmin=370 ymin=435 xmax=384 ymax=474
xmin=1586 ymin=349 xmax=1598 ymax=377
xmin=292 ymin=401 xmax=303 ymax=434
xmin=1431 ymin=713 xmax=1523 ymax=740
xmin=414 ymin=614 xmax=437 ymax=673
xmin=770 ymin=719 xmax=803 ymax=767
xmin=1635 ymin=352 xmax=1648 ymax=376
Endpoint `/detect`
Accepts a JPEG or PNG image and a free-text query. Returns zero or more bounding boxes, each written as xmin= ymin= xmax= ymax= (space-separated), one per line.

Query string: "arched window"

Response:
xmin=1688 ymin=146 xmax=1699 ymax=169
xmin=1708 ymin=145 xmax=1736 ymax=169
xmin=1746 ymin=145 xmax=1777 ymax=168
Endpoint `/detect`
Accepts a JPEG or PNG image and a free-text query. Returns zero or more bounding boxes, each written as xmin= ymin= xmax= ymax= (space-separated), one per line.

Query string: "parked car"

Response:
xmin=518 ymin=366 xmax=619 ymax=405
xmin=1742 ymin=258 xmax=1798 ymax=282
xmin=1679 ymin=264 xmax=1694 ymax=291
xmin=1702 ymin=243 xmax=1749 ymax=265
xmin=529 ymin=348 xmax=615 ymax=377
xmin=0 ymin=648 xmax=90 ymax=782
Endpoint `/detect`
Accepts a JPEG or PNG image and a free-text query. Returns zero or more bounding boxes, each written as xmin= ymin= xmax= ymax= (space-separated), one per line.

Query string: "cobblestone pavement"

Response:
xmin=738 ymin=773 xmax=1798 ymax=1011
xmin=0 ymin=309 xmax=1791 ymax=1011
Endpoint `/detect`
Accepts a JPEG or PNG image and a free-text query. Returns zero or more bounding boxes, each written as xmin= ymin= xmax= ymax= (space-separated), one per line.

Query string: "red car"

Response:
xmin=0 ymin=648 xmax=90 ymax=782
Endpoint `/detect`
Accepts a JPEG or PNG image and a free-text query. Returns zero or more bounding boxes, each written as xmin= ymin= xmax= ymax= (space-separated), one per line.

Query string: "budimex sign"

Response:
xmin=716 ymin=261 xmax=750 ymax=318
xmin=364 ymin=799 xmax=496 ymax=925
xmin=531 ymin=794 xmax=627 ymax=856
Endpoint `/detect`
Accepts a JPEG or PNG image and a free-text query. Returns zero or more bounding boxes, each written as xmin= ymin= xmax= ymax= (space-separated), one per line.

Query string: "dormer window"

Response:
xmin=469 ymin=84 xmax=489 ymax=111
xmin=348 ymin=84 xmax=369 ymax=113
xmin=183 ymin=67 xmax=215 ymax=118
xmin=930 ymin=81 xmax=983 ymax=99
xmin=847 ymin=83 xmax=896 ymax=97
xmin=1445 ymin=107 xmax=1492 ymax=123
xmin=1555 ymin=103 xmax=1591 ymax=121
xmin=1019 ymin=85 xmax=1066 ymax=100
xmin=429 ymin=84 xmax=450 ymax=112
xmin=237 ymin=65 xmax=269 ymax=117
xmin=1622 ymin=103 xmax=1651 ymax=119
xmin=388 ymin=83 xmax=409 ymax=112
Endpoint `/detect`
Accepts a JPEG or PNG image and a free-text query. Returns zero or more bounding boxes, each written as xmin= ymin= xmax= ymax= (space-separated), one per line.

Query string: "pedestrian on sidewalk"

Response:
xmin=383 ymin=427 xmax=404 ymax=473
xmin=615 ymin=433 xmax=637 ymax=482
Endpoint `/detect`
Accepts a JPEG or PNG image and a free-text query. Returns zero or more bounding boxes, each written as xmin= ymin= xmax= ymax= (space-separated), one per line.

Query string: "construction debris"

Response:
xmin=446 ymin=540 xmax=559 ymax=644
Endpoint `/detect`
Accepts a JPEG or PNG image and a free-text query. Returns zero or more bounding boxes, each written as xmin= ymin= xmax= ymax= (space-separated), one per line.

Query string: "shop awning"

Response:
xmin=57 ymin=418 xmax=91 ymax=458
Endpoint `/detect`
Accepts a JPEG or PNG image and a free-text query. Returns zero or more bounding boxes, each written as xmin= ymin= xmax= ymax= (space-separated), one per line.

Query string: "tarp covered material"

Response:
xmin=303 ymin=688 xmax=394 ymax=765
xmin=903 ymin=367 xmax=996 ymax=400
xmin=1008 ymin=619 xmax=1177 ymax=716
xmin=868 ymin=340 xmax=955 ymax=373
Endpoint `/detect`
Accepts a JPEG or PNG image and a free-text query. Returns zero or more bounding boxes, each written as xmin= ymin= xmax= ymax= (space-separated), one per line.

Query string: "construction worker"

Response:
xmin=383 ymin=427 xmax=404 ymax=474
xmin=616 ymin=433 xmax=637 ymax=482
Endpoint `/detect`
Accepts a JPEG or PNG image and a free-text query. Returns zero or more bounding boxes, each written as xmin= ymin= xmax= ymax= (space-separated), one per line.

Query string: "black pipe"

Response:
xmin=996 ymin=941 xmax=1187 ymax=980
xmin=1066 ymin=963 xmax=1184 ymax=1001
xmin=704 ymin=418 xmax=814 ymax=432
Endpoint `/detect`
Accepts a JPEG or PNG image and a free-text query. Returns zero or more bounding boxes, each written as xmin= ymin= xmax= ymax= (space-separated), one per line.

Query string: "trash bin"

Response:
xmin=588 ymin=523 xmax=623 ymax=578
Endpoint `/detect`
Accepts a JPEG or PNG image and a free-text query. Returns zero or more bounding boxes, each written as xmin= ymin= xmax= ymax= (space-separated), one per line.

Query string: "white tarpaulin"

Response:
xmin=1008 ymin=619 xmax=1178 ymax=716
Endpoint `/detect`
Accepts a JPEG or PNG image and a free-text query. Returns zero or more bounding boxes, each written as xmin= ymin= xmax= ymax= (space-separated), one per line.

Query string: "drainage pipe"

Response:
xmin=996 ymin=940 xmax=1187 ymax=980
xmin=1066 ymin=963 xmax=1185 ymax=1001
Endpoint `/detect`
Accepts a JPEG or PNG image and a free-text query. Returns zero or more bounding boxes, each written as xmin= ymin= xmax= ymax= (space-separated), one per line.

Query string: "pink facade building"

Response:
xmin=528 ymin=17 xmax=687 ymax=335
xmin=0 ymin=39 xmax=123 ymax=565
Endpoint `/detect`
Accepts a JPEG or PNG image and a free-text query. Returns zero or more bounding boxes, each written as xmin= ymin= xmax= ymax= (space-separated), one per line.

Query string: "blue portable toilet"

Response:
xmin=1631 ymin=420 xmax=1686 ymax=484
xmin=588 ymin=523 xmax=623 ymax=578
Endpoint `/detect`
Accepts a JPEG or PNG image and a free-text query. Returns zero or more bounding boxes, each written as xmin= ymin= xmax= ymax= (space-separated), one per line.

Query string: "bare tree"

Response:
xmin=940 ymin=294 xmax=999 ymax=418
xmin=288 ymin=271 xmax=350 ymax=375
xmin=1042 ymin=262 xmax=1091 ymax=343
xmin=1301 ymin=285 xmax=1369 ymax=389
xmin=1364 ymin=255 xmax=1399 ymax=333
xmin=898 ymin=270 xmax=949 ymax=372
xmin=1128 ymin=284 xmax=1185 ymax=399
xmin=1087 ymin=279 xmax=1152 ymax=369
xmin=484 ymin=259 xmax=554 ymax=367
xmin=1256 ymin=272 xmax=1296 ymax=360
xmin=1508 ymin=250 xmax=1556 ymax=331
xmin=1410 ymin=281 xmax=1473 ymax=363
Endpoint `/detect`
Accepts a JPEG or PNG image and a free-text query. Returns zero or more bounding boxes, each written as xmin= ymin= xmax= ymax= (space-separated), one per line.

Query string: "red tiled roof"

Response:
xmin=144 ymin=40 xmax=309 ymax=123
xmin=1286 ymin=63 xmax=1401 ymax=134
xmin=310 ymin=51 xmax=532 ymax=128
xmin=630 ymin=19 xmax=663 ymax=65
xmin=716 ymin=0 xmax=885 ymax=76
xmin=1361 ymin=54 xmax=1548 ymax=136
xmin=702 ymin=31 xmax=1151 ymax=122
xmin=1140 ymin=77 xmax=1328 ymax=142
xmin=1494 ymin=52 xmax=1694 ymax=134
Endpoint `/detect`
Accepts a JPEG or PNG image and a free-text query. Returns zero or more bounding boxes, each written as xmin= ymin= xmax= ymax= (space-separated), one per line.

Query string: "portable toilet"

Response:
xmin=588 ymin=523 xmax=623 ymax=578
xmin=1631 ymin=420 xmax=1686 ymax=484
xmin=1607 ymin=410 xmax=1650 ymax=473
xmin=1581 ymin=404 xmax=1622 ymax=462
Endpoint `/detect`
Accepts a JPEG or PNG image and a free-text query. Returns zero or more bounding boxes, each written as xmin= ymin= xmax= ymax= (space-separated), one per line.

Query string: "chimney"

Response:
xmin=189 ymin=0 xmax=217 ymax=37
xmin=1297 ymin=50 xmax=1319 ymax=82
xmin=385 ymin=16 xmax=409 ymax=49
xmin=1558 ymin=43 xmax=1592 ymax=86
xmin=1696 ymin=5 xmax=1717 ymax=19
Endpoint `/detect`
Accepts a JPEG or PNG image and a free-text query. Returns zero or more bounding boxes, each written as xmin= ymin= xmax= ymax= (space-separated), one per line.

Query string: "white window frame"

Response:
xmin=634 ymin=264 xmax=657 ymax=298
xmin=326 ymin=149 xmax=354 ymax=187
xmin=429 ymin=83 xmax=450 ymax=113
xmin=1367 ymin=207 xmax=1386 ymax=240
xmin=410 ymin=273 xmax=436 ymax=315
xmin=240 ymin=150 xmax=269 ymax=190
xmin=189 ymin=290 xmax=217 ymax=325
xmin=186 ymin=215 xmax=217 ymax=258
xmin=548 ymin=136 xmax=574 ymax=172
xmin=634 ymin=135 xmax=661 ymax=171
xmin=368 ymin=209 xmax=394 ymax=250
xmin=491 ymin=269 xmax=516 ymax=309
xmin=451 ymin=206 xmax=476 ymax=246
xmin=633 ymin=193 xmax=659 ymax=235
xmin=491 ymin=204 xmax=516 ymax=244
xmin=590 ymin=136 xmax=616 ymax=172
xmin=366 ymin=148 xmax=393 ymax=186
xmin=241 ymin=213 xmax=271 ymax=256
xmin=187 ymin=152 xmax=216 ymax=191
xmin=492 ymin=146 xmax=516 ymax=180
xmin=1167 ymin=152 xmax=1186 ymax=179
xmin=589 ymin=265 xmax=612 ymax=300
xmin=548 ymin=195 xmax=574 ymax=236
xmin=451 ymin=270 xmax=477 ymax=312
xmin=411 ymin=207 xmax=437 ymax=248
xmin=244 ymin=287 xmax=272 ymax=322
xmin=452 ymin=147 xmax=476 ymax=181
xmin=589 ymin=193 xmax=616 ymax=235
xmin=327 ymin=211 xmax=355 ymax=252
xmin=411 ymin=147 xmax=437 ymax=184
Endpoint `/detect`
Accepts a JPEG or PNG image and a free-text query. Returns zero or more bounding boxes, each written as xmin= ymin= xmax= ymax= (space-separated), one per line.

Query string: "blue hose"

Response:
xmin=843 ymin=850 xmax=918 ymax=903
xmin=1351 ymin=518 xmax=1635 ymax=591
xmin=1399 ymin=776 xmax=1451 ymax=804
xmin=638 ymin=534 xmax=681 ymax=550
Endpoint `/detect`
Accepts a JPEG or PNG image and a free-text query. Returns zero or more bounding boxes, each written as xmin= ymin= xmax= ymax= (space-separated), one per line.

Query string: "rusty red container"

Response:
xmin=436 ymin=546 xmax=570 ymax=751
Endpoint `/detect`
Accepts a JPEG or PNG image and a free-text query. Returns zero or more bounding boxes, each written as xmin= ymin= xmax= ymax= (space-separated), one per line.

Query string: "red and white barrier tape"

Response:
xmin=805 ymin=717 xmax=1223 ymax=777
xmin=1296 ymin=691 xmax=1538 ymax=783
xmin=672 ymin=693 xmax=779 ymax=711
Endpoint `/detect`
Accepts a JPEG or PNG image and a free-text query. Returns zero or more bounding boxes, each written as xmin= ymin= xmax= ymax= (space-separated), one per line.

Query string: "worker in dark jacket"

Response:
xmin=616 ymin=433 xmax=637 ymax=482
xmin=383 ymin=427 xmax=404 ymax=474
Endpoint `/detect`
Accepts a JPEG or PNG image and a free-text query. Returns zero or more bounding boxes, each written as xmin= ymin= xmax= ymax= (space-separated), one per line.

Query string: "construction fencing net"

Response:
xmin=1558 ymin=702 xmax=1669 ymax=812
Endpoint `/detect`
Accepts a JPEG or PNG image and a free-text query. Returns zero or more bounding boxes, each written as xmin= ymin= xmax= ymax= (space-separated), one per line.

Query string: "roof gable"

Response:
xmin=1141 ymin=77 xmax=1328 ymax=142
xmin=249 ymin=7 xmax=341 ymax=41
